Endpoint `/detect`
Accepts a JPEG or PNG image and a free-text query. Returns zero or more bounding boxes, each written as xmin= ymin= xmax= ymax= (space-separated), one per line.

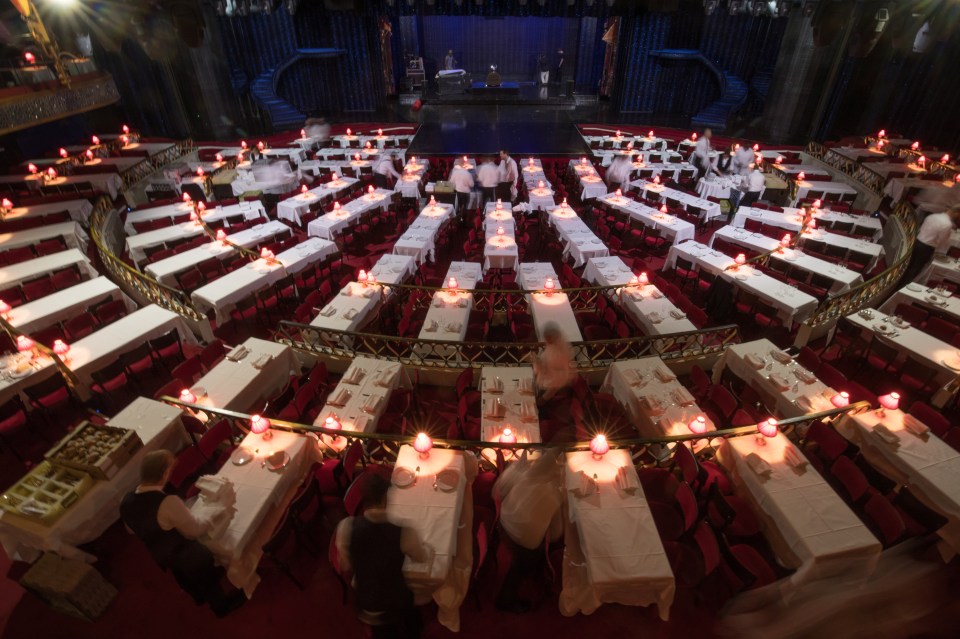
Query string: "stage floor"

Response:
xmin=406 ymin=104 xmax=591 ymax=156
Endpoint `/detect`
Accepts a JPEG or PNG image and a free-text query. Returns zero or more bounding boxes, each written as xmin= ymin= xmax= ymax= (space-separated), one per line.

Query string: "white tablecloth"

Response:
xmin=190 ymin=338 xmax=299 ymax=413
xmin=315 ymin=356 xmax=407 ymax=435
xmin=712 ymin=339 xmax=837 ymax=419
xmin=191 ymin=238 xmax=338 ymax=323
xmin=517 ymin=263 xmax=584 ymax=344
xmin=230 ymin=173 xmax=300 ymax=196
xmin=711 ymin=226 xmax=863 ymax=295
xmin=631 ymin=180 xmax=722 ymax=221
xmin=733 ymin=206 xmax=882 ymax=242
xmin=918 ymin=255 xmax=960 ymax=286
xmin=560 ymin=449 xmax=675 ymax=620
xmin=0 ymin=398 xmax=188 ymax=562
xmin=145 ymin=220 xmax=289 ymax=286
xmin=417 ymin=262 xmax=481 ymax=349
xmin=836 ymin=410 xmax=960 ymax=556
xmin=196 ymin=429 xmax=313 ymax=595
xmin=479 ymin=366 xmax=540 ymax=444
xmin=0 ymin=248 xmax=99 ymax=289
xmin=277 ymin=177 xmax=361 ymax=226
xmin=120 ymin=142 xmax=175 ymax=158
xmin=0 ymin=221 xmax=88 ymax=254
xmin=880 ymin=284 xmax=960 ymax=323
xmin=665 ymin=242 xmax=819 ymax=327
xmin=584 ymin=257 xmax=697 ymax=335
xmin=124 ymin=201 xmax=266 ymax=235
xmin=719 ymin=432 xmax=881 ymax=588
xmin=304 ymin=189 xmax=389 ymax=240
xmin=311 ymin=282 xmax=382 ymax=333
xmin=7 ymin=276 xmax=134 ymax=334
xmin=125 ymin=222 xmax=206 ymax=263
xmin=483 ymin=225 xmax=519 ymax=272
xmin=696 ymin=175 xmax=748 ymax=200
xmin=28 ymin=174 xmax=123 ymax=199
xmin=4 ymin=199 xmax=93 ymax=224
xmin=599 ymin=195 xmax=696 ymax=246
xmin=393 ymin=203 xmax=454 ymax=264
xmin=793 ymin=180 xmax=858 ymax=204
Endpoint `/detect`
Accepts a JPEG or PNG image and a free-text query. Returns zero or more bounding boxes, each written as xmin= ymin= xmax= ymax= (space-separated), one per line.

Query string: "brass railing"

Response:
xmin=159 ymin=396 xmax=872 ymax=467
xmin=88 ymin=195 xmax=208 ymax=323
xmin=805 ymin=141 xmax=886 ymax=197
xmin=0 ymin=317 xmax=80 ymax=395
xmin=801 ymin=199 xmax=919 ymax=328
xmin=275 ymin=317 xmax=740 ymax=371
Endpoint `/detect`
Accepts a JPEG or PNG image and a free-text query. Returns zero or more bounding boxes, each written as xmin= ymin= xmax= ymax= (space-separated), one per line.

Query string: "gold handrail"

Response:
xmin=0 ymin=317 xmax=80 ymax=395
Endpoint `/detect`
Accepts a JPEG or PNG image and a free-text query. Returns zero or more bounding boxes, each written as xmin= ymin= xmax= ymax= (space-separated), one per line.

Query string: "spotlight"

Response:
xmin=47 ymin=0 xmax=77 ymax=7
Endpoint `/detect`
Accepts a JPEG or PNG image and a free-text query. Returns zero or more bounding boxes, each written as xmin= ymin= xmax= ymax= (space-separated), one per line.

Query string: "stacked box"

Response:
xmin=20 ymin=553 xmax=117 ymax=621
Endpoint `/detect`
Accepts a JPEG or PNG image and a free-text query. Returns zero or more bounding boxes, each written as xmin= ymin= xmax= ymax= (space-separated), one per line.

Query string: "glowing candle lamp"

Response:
xmin=688 ymin=416 xmax=707 ymax=434
xmin=16 ymin=336 xmax=34 ymax=353
xmin=499 ymin=428 xmax=517 ymax=444
xmin=413 ymin=432 xmax=432 ymax=458
xmin=216 ymin=229 xmax=227 ymax=243
xmin=590 ymin=434 xmax=610 ymax=459
xmin=758 ymin=418 xmax=779 ymax=438
xmin=448 ymin=276 xmax=458 ymax=290
xmin=27 ymin=164 xmax=37 ymax=174
xmin=735 ymin=253 xmax=746 ymax=266
xmin=877 ymin=392 xmax=900 ymax=416
xmin=179 ymin=388 xmax=197 ymax=404
xmin=250 ymin=414 xmax=272 ymax=440
xmin=59 ymin=148 xmax=68 ymax=158
xmin=91 ymin=136 xmax=100 ymax=145
xmin=831 ymin=392 xmax=850 ymax=408
xmin=638 ymin=272 xmax=649 ymax=285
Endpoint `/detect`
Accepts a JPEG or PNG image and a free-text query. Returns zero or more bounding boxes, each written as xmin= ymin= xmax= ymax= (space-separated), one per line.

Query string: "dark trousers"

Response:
xmin=899 ymin=241 xmax=936 ymax=287
xmin=366 ymin=607 xmax=422 ymax=639
xmin=480 ymin=186 xmax=496 ymax=208
xmin=374 ymin=173 xmax=389 ymax=189
xmin=496 ymin=537 xmax=545 ymax=607
xmin=553 ymin=66 xmax=563 ymax=85
xmin=729 ymin=190 xmax=760 ymax=219
xmin=692 ymin=156 xmax=707 ymax=182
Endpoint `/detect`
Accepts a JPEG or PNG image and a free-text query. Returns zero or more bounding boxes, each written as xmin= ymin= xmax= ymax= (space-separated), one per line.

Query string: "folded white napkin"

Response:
xmin=485 ymin=398 xmax=503 ymax=418
xmin=650 ymin=289 xmax=664 ymax=299
xmin=615 ymin=465 xmax=638 ymax=492
xmin=874 ymin=423 xmax=900 ymax=445
xmin=901 ymin=414 xmax=930 ymax=436
xmin=745 ymin=452 xmax=773 ymax=476
xmin=485 ymin=377 xmax=503 ymax=393
xmin=340 ymin=286 xmax=353 ymax=296
xmin=642 ymin=395 xmax=665 ymax=415
xmin=344 ymin=366 xmax=365 ymax=384
xmin=649 ymin=312 xmax=663 ymax=324
xmin=362 ymin=394 xmax=382 ymax=414
xmin=361 ymin=287 xmax=375 ymax=299
xmin=793 ymin=368 xmax=816 ymax=384
xmin=520 ymin=401 xmax=537 ymax=422
xmin=745 ymin=353 xmax=765 ymax=369
xmin=457 ymin=298 xmax=468 ymax=308
xmin=517 ymin=377 xmax=534 ymax=395
xmin=630 ymin=369 xmax=645 ymax=386
xmin=424 ymin=319 xmax=439 ymax=332
xmin=768 ymin=373 xmax=790 ymax=391
xmin=655 ymin=367 xmax=676 ymax=383
xmin=672 ymin=388 xmax=695 ymax=407
xmin=320 ymin=306 xmax=336 ymax=317
xmin=343 ymin=308 xmax=358 ymax=320
xmin=578 ymin=471 xmax=597 ymax=496
xmin=782 ymin=446 xmax=807 ymax=469
xmin=432 ymin=297 xmax=444 ymax=307
xmin=226 ymin=345 xmax=249 ymax=361
xmin=770 ymin=349 xmax=792 ymax=364
xmin=669 ymin=309 xmax=686 ymax=320
xmin=329 ymin=388 xmax=351 ymax=407
xmin=374 ymin=369 xmax=395 ymax=388
xmin=446 ymin=322 xmax=462 ymax=333
xmin=194 ymin=475 xmax=232 ymax=500
xmin=251 ymin=354 xmax=272 ymax=370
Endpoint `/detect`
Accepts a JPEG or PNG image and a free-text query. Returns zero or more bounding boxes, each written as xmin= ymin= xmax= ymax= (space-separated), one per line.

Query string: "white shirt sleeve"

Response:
xmin=917 ymin=213 xmax=953 ymax=252
xmin=157 ymin=494 xmax=212 ymax=540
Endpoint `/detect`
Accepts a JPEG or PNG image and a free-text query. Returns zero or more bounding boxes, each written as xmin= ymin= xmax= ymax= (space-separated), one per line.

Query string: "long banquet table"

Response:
xmin=315 ymin=356 xmax=407 ymax=437
xmin=879 ymin=283 xmax=960 ymax=324
xmin=732 ymin=206 xmax=883 ymax=242
xmin=0 ymin=248 xmax=99 ymax=289
xmin=517 ymin=263 xmax=585 ymax=344
xmin=599 ymin=194 xmax=696 ymax=246
xmin=189 ymin=338 xmax=299 ymax=413
xmin=631 ymin=179 xmax=722 ymax=222
xmin=6 ymin=276 xmax=135 ymax=334
xmin=479 ymin=366 xmax=540 ymax=444
xmin=0 ymin=222 xmax=88 ymax=254
xmin=124 ymin=200 xmax=267 ymax=235
xmin=417 ymin=262 xmax=481 ymax=352
xmin=3 ymin=199 xmax=93 ymax=224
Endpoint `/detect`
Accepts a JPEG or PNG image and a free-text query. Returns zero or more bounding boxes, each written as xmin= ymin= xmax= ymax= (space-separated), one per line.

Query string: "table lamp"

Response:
xmin=831 ymin=391 xmax=850 ymax=408
xmin=499 ymin=427 xmax=517 ymax=445
xmin=179 ymin=388 xmax=197 ymax=404
xmin=688 ymin=416 xmax=707 ymax=434
xmin=414 ymin=432 xmax=432 ymax=459
xmin=59 ymin=148 xmax=68 ymax=158
xmin=877 ymin=392 xmax=900 ymax=416
xmin=250 ymin=414 xmax=272 ymax=440
xmin=590 ymin=434 xmax=610 ymax=459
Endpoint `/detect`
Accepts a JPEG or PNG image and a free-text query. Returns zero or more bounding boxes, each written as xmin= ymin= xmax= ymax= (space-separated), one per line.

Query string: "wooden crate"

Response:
xmin=45 ymin=421 xmax=142 ymax=480
xmin=20 ymin=553 xmax=117 ymax=621
xmin=0 ymin=461 xmax=94 ymax=526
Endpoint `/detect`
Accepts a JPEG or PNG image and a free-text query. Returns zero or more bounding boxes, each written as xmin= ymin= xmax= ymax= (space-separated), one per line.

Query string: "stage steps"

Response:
xmin=649 ymin=49 xmax=748 ymax=132
xmin=249 ymin=48 xmax=346 ymax=131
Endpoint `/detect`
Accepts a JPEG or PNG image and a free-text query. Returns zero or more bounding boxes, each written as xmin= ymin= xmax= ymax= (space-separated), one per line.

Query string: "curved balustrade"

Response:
xmin=89 ymin=195 xmax=208 ymax=324
xmin=275 ymin=318 xmax=740 ymax=371
xmin=0 ymin=317 xmax=80 ymax=395
xmin=160 ymin=396 xmax=872 ymax=466
xmin=805 ymin=141 xmax=887 ymax=197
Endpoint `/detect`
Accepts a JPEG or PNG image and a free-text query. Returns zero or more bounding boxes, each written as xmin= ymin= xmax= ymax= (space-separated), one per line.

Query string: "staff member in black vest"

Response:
xmin=336 ymin=473 xmax=430 ymax=638
xmin=120 ymin=450 xmax=245 ymax=617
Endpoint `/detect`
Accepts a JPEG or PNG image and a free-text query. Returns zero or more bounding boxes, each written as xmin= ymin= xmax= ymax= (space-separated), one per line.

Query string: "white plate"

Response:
xmin=232 ymin=448 xmax=254 ymax=465
xmin=436 ymin=469 xmax=460 ymax=492
xmin=393 ymin=467 xmax=415 ymax=488
xmin=267 ymin=451 xmax=290 ymax=472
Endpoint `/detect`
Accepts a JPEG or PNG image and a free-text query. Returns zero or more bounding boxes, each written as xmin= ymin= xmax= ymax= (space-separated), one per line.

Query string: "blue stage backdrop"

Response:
xmin=418 ymin=16 xmax=579 ymax=82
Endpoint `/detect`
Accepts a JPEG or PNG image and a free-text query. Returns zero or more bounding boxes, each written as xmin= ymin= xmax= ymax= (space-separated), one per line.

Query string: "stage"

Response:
xmin=405 ymin=103 xmax=592 ymax=156
xmin=416 ymin=79 xmax=580 ymax=107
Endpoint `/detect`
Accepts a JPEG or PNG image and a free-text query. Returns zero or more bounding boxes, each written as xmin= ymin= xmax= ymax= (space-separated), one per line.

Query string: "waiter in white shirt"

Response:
xmin=373 ymin=152 xmax=401 ymax=188
xmin=692 ymin=128 xmax=719 ymax=181
xmin=606 ymin=155 xmax=633 ymax=190
xmin=728 ymin=164 xmax=766 ymax=219
xmin=444 ymin=49 xmax=456 ymax=70
xmin=477 ymin=157 xmax=499 ymax=208
xmin=449 ymin=164 xmax=475 ymax=217
xmin=731 ymin=143 xmax=755 ymax=176
xmin=498 ymin=149 xmax=519 ymax=202
xmin=899 ymin=205 xmax=960 ymax=285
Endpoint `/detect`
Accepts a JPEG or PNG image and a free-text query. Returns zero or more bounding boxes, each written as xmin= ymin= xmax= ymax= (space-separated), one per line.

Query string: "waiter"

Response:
xmin=692 ymin=128 xmax=718 ymax=181
xmin=373 ymin=152 xmax=401 ymax=188
xmin=498 ymin=149 xmax=519 ymax=202
xmin=444 ymin=49 xmax=456 ymax=70
xmin=538 ymin=53 xmax=549 ymax=85
xmin=449 ymin=162 xmax=475 ymax=219
xmin=554 ymin=49 xmax=564 ymax=86
xmin=120 ymin=451 xmax=245 ymax=617
xmin=899 ymin=204 xmax=960 ymax=285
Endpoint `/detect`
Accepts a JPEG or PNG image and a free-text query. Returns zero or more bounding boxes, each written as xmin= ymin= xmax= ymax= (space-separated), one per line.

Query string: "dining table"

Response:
xmin=599 ymin=194 xmax=696 ymax=246
xmin=305 ymin=188 xmax=391 ymax=240
xmin=517 ymin=263 xmax=584 ymax=345
xmin=124 ymin=201 xmax=267 ymax=236
xmin=1 ymin=199 xmax=93 ymax=224
xmin=478 ymin=366 xmax=540 ymax=444
xmin=188 ymin=338 xmax=300 ymax=413
xmin=879 ymin=283 xmax=960 ymax=324
xmin=732 ymin=206 xmax=883 ymax=242
xmin=6 ymin=276 xmax=135 ymax=334
xmin=630 ymin=179 xmax=722 ymax=222
xmin=0 ymin=221 xmax=89 ymax=254
xmin=483 ymin=221 xmax=520 ymax=273
xmin=417 ymin=262 xmax=482 ymax=355
xmin=314 ymin=356 xmax=408 ymax=440
xmin=0 ymin=248 xmax=99 ymax=289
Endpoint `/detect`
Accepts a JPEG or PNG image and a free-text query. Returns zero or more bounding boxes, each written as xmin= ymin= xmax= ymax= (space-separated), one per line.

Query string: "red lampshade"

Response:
xmin=358 ymin=269 xmax=368 ymax=283
xmin=495 ymin=198 xmax=502 ymax=210
xmin=300 ymin=128 xmax=306 ymax=137
xmin=430 ymin=195 xmax=437 ymax=206
xmin=659 ymin=204 xmax=667 ymax=214
xmin=615 ymin=188 xmax=623 ymax=197
xmin=911 ymin=141 xmax=919 ymax=150
xmin=257 ymin=141 xmax=265 ymax=151
xmin=367 ymin=273 xmax=377 ymax=285
xmin=647 ymin=130 xmax=654 ymax=137
xmin=752 ymin=144 xmax=759 ymax=151
xmin=448 ymin=276 xmax=458 ymax=289
xmin=85 ymin=149 xmax=94 ymax=160
xmin=590 ymin=434 xmax=610 ymax=458
xmin=25 ymin=52 xmax=35 ymax=64
xmin=16 ymin=336 xmax=34 ymax=352
xmin=260 ymin=247 xmax=275 ymax=260
xmin=216 ymin=229 xmax=227 ymax=242
xmin=197 ymin=201 xmax=206 ymax=212
xmin=580 ymin=157 xmax=587 ymax=165
xmin=377 ymin=128 xmax=383 ymax=136
xmin=626 ymin=142 xmax=633 ymax=150
xmin=497 ymin=225 xmax=505 ymax=236
xmin=59 ymin=148 xmax=68 ymax=158
xmin=2 ymin=198 xmax=12 ymax=210
xmin=877 ymin=140 xmax=885 ymax=148
xmin=237 ymin=153 xmax=244 ymax=162
xmin=333 ymin=202 xmax=341 ymax=210
xmin=0 ymin=300 xmax=10 ymax=315
xmin=688 ymin=416 xmax=707 ymax=434
xmin=878 ymin=392 xmax=900 ymax=411
xmin=122 ymin=124 xmax=130 ymax=134
xmin=499 ymin=428 xmax=517 ymax=444
xmin=324 ymin=415 xmax=342 ymax=432
xmin=301 ymin=185 xmax=308 ymax=194
xmin=544 ymin=277 xmax=555 ymax=291
xmin=250 ymin=414 xmax=271 ymax=435
xmin=955 ymin=174 xmax=960 ymax=183
xmin=735 ymin=253 xmax=746 ymax=266
xmin=758 ymin=418 xmax=778 ymax=438
xmin=538 ymin=180 xmax=545 ymax=188
xmin=241 ymin=140 xmax=248 ymax=148
xmin=182 ymin=192 xmax=192 ymax=202
xmin=189 ymin=211 xmax=198 ymax=222
xmin=653 ymin=174 xmax=661 ymax=184
xmin=331 ymin=172 xmax=339 ymax=181
xmin=27 ymin=164 xmax=37 ymax=174
xmin=50 ymin=339 xmax=69 ymax=357
xmin=562 ymin=197 xmax=568 ymax=206
xmin=615 ymin=129 xmax=621 ymax=137
xmin=463 ymin=155 xmax=468 ymax=163
xmin=196 ymin=167 xmax=204 ymax=177
xmin=638 ymin=271 xmax=648 ymax=285
xmin=775 ymin=155 xmax=783 ymax=164
xmin=121 ymin=135 xmax=129 ymax=145
xmin=528 ymin=158 xmax=535 ymax=166
xmin=179 ymin=388 xmax=197 ymax=404
xmin=413 ymin=432 xmax=432 ymax=456
xmin=878 ymin=129 xmax=886 ymax=138
xmin=797 ymin=171 xmax=806 ymax=181
xmin=831 ymin=391 xmax=850 ymax=408
xmin=46 ymin=168 xmax=57 ymax=178
xmin=629 ymin=275 xmax=639 ymax=286
xmin=638 ymin=154 xmax=644 ymax=163
xmin=368 ymin=184 xmax=375 ymax=193
xmin=410 ymin=156 xmax=417 ymax=163
xmin=691 ymin=132 xmax=698 ymax=141
xmin=354 ymin=153 xmax=361 ymax=161
xmin=91 ymin=135 xmax=100 ymax=145
xmin=346 ymin=127 xmax=352 ymax=136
